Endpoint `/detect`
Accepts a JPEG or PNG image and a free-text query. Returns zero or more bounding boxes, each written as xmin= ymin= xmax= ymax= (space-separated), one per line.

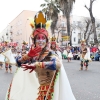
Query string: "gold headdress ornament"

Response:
xmin=29 ymin=11 xmax=52 ymax=40
xmin=22 ymin=41 xmax=27 ymax=45
xmin=51 ymin=37 xmax=56 ymax=41
xmin=81 ymin=39 xmax=86 ymax=45
xmin=29 ymin=11 xmax=52 ymax=30
xmin=4 ymin=41 xmax=9 ymax=46
xmin=5 ymin=41 xmax=9 ymax=43
xmin=51 ymin=36 xmax=57 ymax=45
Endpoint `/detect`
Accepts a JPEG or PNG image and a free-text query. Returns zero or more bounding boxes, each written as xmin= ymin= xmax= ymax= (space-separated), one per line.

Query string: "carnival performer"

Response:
xmin=80 ymin=40 xmax=91 ymax=70
xmin=0 ymin=47 xmax=3 ymax=69
xmin=22 ymin=41 xmax=28 ymax=51
xmin=66 ymin=46 xmax=73 ymax=62
xmin=62 ymin=48 xmax=68 ymax=59
xmin=0 ymin=61 xmax=3 ymax=69
xmin=5 ymin=11 xmax=76 ymax=100
xmin=4 ymin=56 xmax=12 ymax=73
xmin=50 ymin=37 xmax=62 ymax=59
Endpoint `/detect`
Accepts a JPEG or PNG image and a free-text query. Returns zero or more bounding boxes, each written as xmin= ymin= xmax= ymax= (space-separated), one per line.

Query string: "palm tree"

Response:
xmin=55 ymin=0 xmax=75 ymax=45
xmin=40 ymin=0 xmax=60 ymax=36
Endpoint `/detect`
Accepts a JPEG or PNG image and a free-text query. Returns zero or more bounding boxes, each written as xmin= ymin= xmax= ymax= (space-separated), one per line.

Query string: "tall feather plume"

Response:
xmin=46 ymin=20 xmax=52 ymax=30
xmin=35 ymin=11 xmax=46 ymax=25
xmin=29 ymin=17 xmax=35 ymax=29
xmin=29 ymin=11 xmax=52 ymax=30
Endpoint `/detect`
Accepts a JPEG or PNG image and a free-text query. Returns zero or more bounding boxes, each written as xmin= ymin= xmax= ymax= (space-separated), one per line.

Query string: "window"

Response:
xmin=74 ymin=37 xmax=76 ymax=42
xmin=61 ymin=22 xmax=66 ymax=27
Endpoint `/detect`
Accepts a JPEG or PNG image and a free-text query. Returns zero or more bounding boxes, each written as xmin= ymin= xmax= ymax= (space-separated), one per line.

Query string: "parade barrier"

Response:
xmin=0 ymin=42 xmax=17 ymax=47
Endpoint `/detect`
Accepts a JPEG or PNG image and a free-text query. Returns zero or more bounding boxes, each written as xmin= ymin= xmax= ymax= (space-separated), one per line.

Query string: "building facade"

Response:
xmin=9 ymin=10 xmax=37 ymax=48
xmin=1 ymin=10 xmax=100 ymax=47
xmin=0 ymin=25 xmax=11 ymax=43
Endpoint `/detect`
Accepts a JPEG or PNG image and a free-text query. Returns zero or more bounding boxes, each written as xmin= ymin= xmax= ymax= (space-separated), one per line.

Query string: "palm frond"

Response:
xmin=40 ymin=3 xmax=46 ymax=7
xmin=44 ymin=0 xmax=50 ymax=3
xmin=42 ymin=8 xmax=48 ymax=13
xmin=40 ymin=0 xmax=60 ymax=34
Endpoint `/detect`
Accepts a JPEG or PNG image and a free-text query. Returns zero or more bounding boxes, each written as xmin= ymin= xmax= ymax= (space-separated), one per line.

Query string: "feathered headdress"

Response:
xmin=29 ymin=11 xmax=52 ymax=39
xmin=22 ymin=41 xmax=27 ymax=45
xmin=81 ymin=39 xmax=86 ymax=45
xmin=51 ymin=37 xmax=56 ymax=45
xmin=4 ymin=41 xmax=9 ymax=46
xmin=29 ymin=11 xmax=52 ymax=30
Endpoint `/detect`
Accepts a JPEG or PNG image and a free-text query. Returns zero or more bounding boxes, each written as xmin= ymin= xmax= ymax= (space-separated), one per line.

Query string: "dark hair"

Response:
xmin=35 ymin=23 xmax=46 ymax=29
xmin=38 ymin=46 xmax=47 ymax=61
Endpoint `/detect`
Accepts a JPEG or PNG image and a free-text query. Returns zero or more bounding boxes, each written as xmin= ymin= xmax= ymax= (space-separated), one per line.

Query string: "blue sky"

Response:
xmin=0 ymin=0 xmax=100 ymax=32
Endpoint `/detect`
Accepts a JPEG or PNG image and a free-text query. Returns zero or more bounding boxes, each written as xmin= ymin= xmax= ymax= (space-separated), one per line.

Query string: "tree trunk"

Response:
xmin=86 ymin=34 xmax=90 ymax=45
xmin=57 ymin=30 xmax=61 ymax=43
xmin=92 ymin=22 xmax=98 ymax=44
xmin=51 ymin=9 xmax=58 ymax=36
xmin=66 ymin=14 xmax=72 ymax=46
xmin=89 ymin=0 xmax=98 ymax=44
xmin=85 ymin=0 xmax=98 ymax=44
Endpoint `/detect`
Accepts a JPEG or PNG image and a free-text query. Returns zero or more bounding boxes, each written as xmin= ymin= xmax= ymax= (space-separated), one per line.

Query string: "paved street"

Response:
xmin=0 ymin=65 xmax=17 ymax=100
xmin=63 ymin=60 xmax=100 ymax=100
xmin=0 ymin=60 xmax=100 ymax=100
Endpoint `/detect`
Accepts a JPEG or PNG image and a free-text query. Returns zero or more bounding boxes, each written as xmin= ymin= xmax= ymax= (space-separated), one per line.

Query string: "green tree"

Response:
xmin=40 ymin=0 xmax=60 ymax=36
xmin=55 ymin=0 xmax=75 ymax=45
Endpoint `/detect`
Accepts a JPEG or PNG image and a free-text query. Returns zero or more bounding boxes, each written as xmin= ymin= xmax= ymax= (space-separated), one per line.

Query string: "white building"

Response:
xmin=71 ymin=15 xmax=86 ymax=46
xmin=71 ymin=15 xmax=100 ymax=46
xmin=0 ymin=25 xmax=12 ymax=42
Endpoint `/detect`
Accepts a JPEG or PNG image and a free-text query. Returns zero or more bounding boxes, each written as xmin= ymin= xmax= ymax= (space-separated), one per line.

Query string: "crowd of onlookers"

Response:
xmin=0 ymin=42 xmax=29 ymax=73
xmin=0 ymin=43 xmax=100 ymax=73
xmin=61 ymin=44 xmax=100 ymax=61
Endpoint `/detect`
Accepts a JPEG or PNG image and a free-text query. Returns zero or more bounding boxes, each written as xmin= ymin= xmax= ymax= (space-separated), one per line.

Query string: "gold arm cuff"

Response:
xmin=35 ymin=62 xmax=44 ymax=68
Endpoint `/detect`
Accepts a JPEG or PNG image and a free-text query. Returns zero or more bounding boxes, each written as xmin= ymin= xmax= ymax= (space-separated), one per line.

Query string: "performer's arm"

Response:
xmin=16 ymin=46 xmax=41 ymax=66
xmin=21 ymin=56 xmax=61 ymax=73
xmin=35 ymin=54 xmax=61 ymax=70
xmin=35 ymin=57 xmax=61 ymax=70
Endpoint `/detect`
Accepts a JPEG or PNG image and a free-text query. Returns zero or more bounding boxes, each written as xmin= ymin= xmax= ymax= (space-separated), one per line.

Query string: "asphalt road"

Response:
xmin=63 ymin=60 xmax=100 ymax=100
xmin=0 ymin=60 xmax=100 ymax=100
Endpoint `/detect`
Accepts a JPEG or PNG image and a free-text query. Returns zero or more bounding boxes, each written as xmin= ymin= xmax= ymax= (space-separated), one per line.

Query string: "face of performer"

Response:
xmin=81 ymin=44 xmax=86 ymax=48
xmin=51 ymin=44 xmax=56 ymax=49
xmin=35 ymin=34 xmax=47 ymax=48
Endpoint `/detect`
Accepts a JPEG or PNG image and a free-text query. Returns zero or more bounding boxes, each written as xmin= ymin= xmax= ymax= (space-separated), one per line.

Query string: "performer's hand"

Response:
xmin=21 ymin=64 xmax=36 ymax=73
xmin=28 ymin=46 xmax=42 ymax=57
